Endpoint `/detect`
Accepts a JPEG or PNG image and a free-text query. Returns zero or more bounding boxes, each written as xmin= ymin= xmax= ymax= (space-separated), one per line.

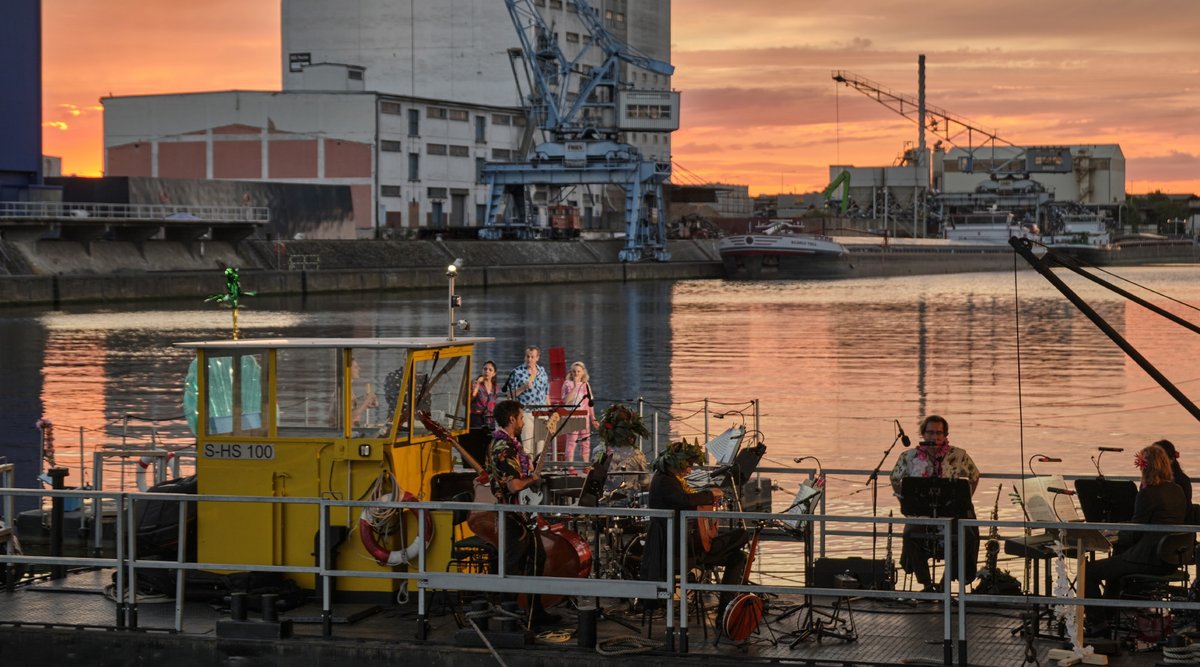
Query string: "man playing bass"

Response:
xmin=485 ymin=399 xmax=557 ymax=625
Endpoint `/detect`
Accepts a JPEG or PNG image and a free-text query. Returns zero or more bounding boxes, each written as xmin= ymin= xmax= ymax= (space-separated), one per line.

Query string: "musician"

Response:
xmin=596 ymin=403 xmax=651 ymax=503
xmin=1084 ymin=444 xmax=1188 ymax=621
xmin=460 ymin=360 xmax=498 ymax=464
xmin=501 ymin=346 xmax=548 ymax=454
xmin=889 ymin=414 xmax=980 ymax=592
xmin=1153 ymin=440 xmax=1191 ymax=504
xmin=639 ymin=440 xmax=751 ymax=618
xmin=485 ymin=399 xmax=556 ymax=624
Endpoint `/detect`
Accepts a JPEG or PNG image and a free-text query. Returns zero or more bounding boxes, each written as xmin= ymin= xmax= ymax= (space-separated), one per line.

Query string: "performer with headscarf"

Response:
xmin=639 ymin=440 xmax=751 ymax=617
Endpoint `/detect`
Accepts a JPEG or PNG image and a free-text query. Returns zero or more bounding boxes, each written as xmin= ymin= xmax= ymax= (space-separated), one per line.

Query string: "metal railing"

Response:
xmin=0 ymin=201 xmax=269 ymax=224
xmin=1 ymin=483 xmax=1198 ymax=663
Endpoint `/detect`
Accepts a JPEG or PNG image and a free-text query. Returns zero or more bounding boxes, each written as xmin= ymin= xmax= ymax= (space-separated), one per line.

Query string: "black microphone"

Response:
xmin=793 ymin=456 xmax=806 ymax=463
xmin=1098 ymin=447 xmax=1124 ymax=452
xmin=1047 ymin=487 xmax=1076 ymax=496
xmin=918 ymin=440 xmax=935 ymax=447
xmin=1038 ymin=457 xmax=1062 ymax=463
xmin=584 ymin=384 xmax=594 ymax=407
xmin=895 ymin=419 xmax=911 ymax=447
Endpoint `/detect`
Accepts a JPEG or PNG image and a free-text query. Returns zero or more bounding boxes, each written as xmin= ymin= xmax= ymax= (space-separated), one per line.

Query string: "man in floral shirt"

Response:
xmin=889 ymin=414 xmax=980 ymax=591
xmin=485 ymin=399 xmax=556 ymax=626
xmin=501 ymin=345 xmax=549 ymax=453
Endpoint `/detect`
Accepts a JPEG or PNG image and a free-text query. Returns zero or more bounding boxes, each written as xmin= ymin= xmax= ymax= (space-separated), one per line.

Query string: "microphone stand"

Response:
xmin=865 ymin=431 xmax=905 ymax=566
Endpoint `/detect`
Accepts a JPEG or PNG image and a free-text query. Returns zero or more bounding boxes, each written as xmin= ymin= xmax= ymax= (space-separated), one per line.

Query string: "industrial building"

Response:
xmin=936 ymin=144 xmax=1126 ymax=208
xmin=103 ymin=0 xmax=674 ymax=239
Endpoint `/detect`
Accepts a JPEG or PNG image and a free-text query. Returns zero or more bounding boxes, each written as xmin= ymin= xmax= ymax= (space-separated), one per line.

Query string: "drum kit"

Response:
xmin=541 ymin=469 xmax=650 ymax=582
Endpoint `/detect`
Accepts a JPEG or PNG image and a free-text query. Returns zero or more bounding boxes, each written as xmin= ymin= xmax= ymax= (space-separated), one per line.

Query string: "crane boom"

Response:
xmin=831 ymin=69 xmax=1025 ymax=175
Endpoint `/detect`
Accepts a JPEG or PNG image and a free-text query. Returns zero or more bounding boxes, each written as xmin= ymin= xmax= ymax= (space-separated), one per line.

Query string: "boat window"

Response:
xmin=353 ymin=348 xmax=409 ymax=436
xmin=397 ymin=354 xmax=470 ymax=442
xmin=275 ymin=348 xmax=341 ymax=437
xmin=203 ymin=351 xmax=267 ymax=436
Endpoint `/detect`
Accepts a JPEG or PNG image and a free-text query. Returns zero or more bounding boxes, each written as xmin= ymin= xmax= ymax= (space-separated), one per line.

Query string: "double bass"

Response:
xmin=418 ymin=412 xmax=592 ymax=607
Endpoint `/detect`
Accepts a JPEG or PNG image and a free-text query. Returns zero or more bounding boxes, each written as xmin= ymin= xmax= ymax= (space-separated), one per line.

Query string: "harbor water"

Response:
xmin=2 ymin=266 xmax=1199 ymax=526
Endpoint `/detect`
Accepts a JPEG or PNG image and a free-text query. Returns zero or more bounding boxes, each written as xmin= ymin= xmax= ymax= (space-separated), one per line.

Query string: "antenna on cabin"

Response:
xmin=445 ymin=258 xmax=466 ymax=340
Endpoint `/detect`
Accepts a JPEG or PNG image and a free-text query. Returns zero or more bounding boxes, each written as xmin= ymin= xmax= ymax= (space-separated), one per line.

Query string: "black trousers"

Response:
xmin=900 ymin=522 xmax=980 ymax=585
xmin=1084 ymin=554 xmax=1176 ymax=614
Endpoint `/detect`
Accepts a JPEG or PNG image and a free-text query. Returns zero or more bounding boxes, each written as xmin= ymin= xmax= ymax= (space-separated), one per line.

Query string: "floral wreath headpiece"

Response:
xmin=597 ymin=402 xmax=650 ymax=449
xmin=652 ymin=439 xmax=706 ymax=474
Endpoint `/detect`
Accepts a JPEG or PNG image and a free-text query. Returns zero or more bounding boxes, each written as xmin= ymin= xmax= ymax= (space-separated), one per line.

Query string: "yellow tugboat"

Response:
xmin=179 ymin=334 xmax=492 ymax=596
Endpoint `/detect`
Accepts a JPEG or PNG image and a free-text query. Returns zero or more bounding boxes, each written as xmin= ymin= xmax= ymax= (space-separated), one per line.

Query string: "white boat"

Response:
xmin=942 ymin=210 xmax=1039 ymax=244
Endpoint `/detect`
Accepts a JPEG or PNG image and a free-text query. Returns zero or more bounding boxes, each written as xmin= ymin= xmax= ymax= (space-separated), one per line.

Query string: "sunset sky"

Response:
xmin=42 ymin=0 xmax=1200 ymax=196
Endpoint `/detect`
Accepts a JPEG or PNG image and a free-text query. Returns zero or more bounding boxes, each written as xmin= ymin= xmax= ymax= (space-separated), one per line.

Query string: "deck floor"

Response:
xmin=0 ymin=569 xmax=1182 ymax=666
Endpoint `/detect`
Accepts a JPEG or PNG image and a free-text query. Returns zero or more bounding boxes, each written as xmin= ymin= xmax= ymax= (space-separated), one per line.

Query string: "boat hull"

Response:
xmin=721 ymin=236 xmax=1027 ymax=280
xmin=1053 ymin=239 xmax=1199 ymax=266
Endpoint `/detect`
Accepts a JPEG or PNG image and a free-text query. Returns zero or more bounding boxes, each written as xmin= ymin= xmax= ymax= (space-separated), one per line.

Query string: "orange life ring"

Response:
xmin=358 ymin=489 xmax=434 ymax=566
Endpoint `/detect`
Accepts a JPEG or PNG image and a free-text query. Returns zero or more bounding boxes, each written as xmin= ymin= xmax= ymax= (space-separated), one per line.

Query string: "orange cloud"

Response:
xmin=40 ymin=1 xmax=1200 ymax=193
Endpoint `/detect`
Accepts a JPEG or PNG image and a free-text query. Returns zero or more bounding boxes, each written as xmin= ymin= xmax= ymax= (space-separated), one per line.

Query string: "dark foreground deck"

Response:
xmin=0 ymin=570 xmax=1180 ymax=667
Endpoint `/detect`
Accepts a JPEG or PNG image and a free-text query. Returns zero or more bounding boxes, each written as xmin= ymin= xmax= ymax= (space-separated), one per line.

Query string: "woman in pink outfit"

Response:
xmin=561 ymin=361 xmax=599 ymax=472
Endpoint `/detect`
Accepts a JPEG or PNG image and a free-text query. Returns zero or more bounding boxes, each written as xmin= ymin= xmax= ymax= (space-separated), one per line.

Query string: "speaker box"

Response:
xmin=813 ymin=557 xmax=895 ymax=591
xmin=740 ymin=477 xmax=773 ymax=513
xmin=430 ymin=471 xmax=478 ymax=502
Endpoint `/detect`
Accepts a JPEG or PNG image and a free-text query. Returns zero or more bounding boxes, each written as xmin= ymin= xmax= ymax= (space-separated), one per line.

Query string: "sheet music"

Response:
xmin=705 ymin=425 xmax=745 ymax=466
xmin=1020 ymin=474 xmax=1114 ymax=553
xmin=684 ymin=469 xmax=716 ymax=489
xmin=1024 ymin=474 xmax=1083 ymax=523
xmin=782 ymin=482 xmax=822 ymax=532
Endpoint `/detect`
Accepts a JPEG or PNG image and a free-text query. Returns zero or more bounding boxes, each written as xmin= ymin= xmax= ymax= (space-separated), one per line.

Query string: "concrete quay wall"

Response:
xmin=0 ymin=239 xmax=722 ymax=306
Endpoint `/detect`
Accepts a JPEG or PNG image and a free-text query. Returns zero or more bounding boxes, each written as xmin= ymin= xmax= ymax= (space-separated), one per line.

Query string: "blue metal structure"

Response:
xmin=482 ymin=0 xmax=676 ymax=262
xmin=0 ymin=0 xmax=44 ymax=201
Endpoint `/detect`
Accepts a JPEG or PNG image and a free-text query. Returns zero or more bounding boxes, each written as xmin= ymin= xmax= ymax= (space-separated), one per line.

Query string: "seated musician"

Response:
xmin=596 ymin=403 xmax=651 ymax=503
xmin=639 ymin=440 xmax=751 ymax=618
xmin=1083 ymin=444 xmax=1188 ymax=626
xmin=485 ymin=399 xmax=557 ymax=626
xmin=889 ymin=414 xmax=980 ymax=592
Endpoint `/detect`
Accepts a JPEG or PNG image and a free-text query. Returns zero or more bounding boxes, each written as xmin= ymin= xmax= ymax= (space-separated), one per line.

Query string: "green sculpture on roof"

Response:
xmin=206 ymin=267 xmax=255 ymax=339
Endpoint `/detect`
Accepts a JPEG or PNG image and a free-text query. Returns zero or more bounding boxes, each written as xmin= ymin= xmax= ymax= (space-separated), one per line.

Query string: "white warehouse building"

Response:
xmin=936 ymin=144 xmax=1126 ymax=207
xmin=102 ymin=0 xmax=674 ymax=238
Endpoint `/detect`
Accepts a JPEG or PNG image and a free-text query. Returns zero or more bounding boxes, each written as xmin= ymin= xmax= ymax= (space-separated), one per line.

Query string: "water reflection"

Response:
xmin=2 ymin=267 xmax=1198 ymax=520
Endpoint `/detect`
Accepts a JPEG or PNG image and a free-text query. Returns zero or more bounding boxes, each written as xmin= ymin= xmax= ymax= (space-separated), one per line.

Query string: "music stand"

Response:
xmin=1074 ymin=478 xmax=1137 ymax=524
xmin=722 ymin=443 xmax=765 ymax=489
xmin=781 ymin=483 xmax=822 ymax=537
xmin=576 ymin=450 xmax=611 ymax=508
xmin=900 ymin=477 xmax=972 ymax=519
xmin=900 ymin=478 xmax=973 ymax=589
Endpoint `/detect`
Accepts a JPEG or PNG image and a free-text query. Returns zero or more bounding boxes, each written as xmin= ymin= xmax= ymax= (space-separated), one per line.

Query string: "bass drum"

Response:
xmin=620 ymin=533 xmax=646 ymax=580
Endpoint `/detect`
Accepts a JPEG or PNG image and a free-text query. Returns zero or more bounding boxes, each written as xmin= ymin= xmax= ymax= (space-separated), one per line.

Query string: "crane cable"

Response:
xmin=1013 ymin=248 xmax=1041 ymax=666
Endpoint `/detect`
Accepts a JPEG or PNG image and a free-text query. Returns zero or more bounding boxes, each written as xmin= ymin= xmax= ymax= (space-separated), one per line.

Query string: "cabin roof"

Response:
xmin=176 ymin=337 xmax=494 ymax=349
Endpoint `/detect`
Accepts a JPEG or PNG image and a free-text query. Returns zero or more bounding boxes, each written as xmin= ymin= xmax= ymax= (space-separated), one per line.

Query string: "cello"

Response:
xmin=418 ymin=412 xmax=592 ymax=608
xmin=721 ymin=522 xmax=763 ymax=641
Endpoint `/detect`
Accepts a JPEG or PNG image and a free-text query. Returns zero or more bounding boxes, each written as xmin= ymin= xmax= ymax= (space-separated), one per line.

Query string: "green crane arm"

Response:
xmin=823 ymin=171 xmax=851 ymax=214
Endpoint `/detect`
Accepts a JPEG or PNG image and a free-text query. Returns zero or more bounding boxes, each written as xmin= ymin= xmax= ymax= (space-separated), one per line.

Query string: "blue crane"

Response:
xmin=480 ymin=0 xmax=679 ymax=262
